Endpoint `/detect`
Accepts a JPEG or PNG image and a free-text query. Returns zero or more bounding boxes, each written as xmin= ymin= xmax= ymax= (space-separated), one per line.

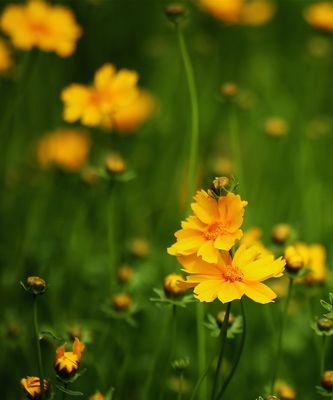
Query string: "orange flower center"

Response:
xmin=30 ymin=21 xmax=50 ymax=36
xmin=221 ymin=265 xmax=243 ymax=282
xmin=203 ymin=223 xmax=226 ymax=241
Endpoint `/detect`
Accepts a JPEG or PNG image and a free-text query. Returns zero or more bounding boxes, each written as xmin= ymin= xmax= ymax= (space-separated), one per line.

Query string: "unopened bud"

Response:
xmin=105 ymin=153 xmax=126 ymax=174
xmin=317 ymin=318 xmax=333 ymax=332
xmin=117 ymin=265 xmax=134 ymax=284
xmin=221 ymin=82 xmax=238 ymax=97
xmin=112 ymin=294 xmax=132 ymax=312
xmin=25 ymin=276 xmax=47 ymax=295
xmin=163 ymin=273 xmax=187 ymax=297
xmin=271 ymin=223 xmax=291 ymax=245
xmin=265 ymin=397 xmax=280 ymax=400
xmin=165 ymin=3 xmax=186 ymax=23
xmin=216 ymin=310 xmax=235 ymax=328
xmin=209 ymin=176 xmax=230 ymax=197
xmin=322 ymin=371 xmax=333 ymax=391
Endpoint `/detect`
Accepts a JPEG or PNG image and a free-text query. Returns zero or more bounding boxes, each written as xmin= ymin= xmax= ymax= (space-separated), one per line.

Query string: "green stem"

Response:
xmin=228 ymin=103 xmax=244 ymax=195
xmin=176 ymin=22 xmax=200 ymax=207
xmin=211 ymin=302 xmax=232 ymax=400
xmin=321 ymin=335 xmax=327 ymax=375
xmin=270 ymin=277 xmax=294 ymax=393
xmin=33 ymin=295 xmax=45 ymax=400
xmin=62 ymin=382 xmax=68 ymax=400
xmin=178 ymin=372 xmax=183 ymax=400
xmin=216 ymin=299 xmax=247 ymax=399
xmin=190 ymin=353 xmax=215 ymax=400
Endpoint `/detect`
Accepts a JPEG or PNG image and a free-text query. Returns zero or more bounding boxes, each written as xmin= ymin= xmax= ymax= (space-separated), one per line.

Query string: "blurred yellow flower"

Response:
xmin=275 ymin=381 xmax=296 ymax=400
xmin=105 ymin=152 xmax=127 ymax=174
xmin=240 ymin=227 xmax=272 ymax=257
xmin=180 ymin=244 xmax=285 ymax=304
xmin=20 ymin=376 xmax=49 ymax=399
xmin=62 ymin=63 xmax=143 ymax=130
xmin=284 ymin=243 xmax=309 ymax=272
xmin=0 ymin=38 xmax=12 ymax=72
xmin=90 ymin=392 xmax=104 ymax=400
xmin=37 ymin=129 xmax=90 ymax=171
xmin=114 ymin=90 xmax=155 ymax=134
xmin=112 ymin=293 xmax=132 ymax=311
xmin=306 ymin=244 xmax=328 ymax=284
xmin=304 ymin=2 xmax=333 ymax=32
xmin=199 ymin=0 xmax=275 ymax=25
xmin=117 ymin=264 xmax=134 ymax=284
xmin=168 ymin=190 xmax=247 ymax=263
xmin=0 ymin=0 xmax=82 ymax=57
xmin=265 ymin=117 xmax=289 ymax=137
xmin=130 ymin=237 xmax=150 ymax=257
xmin=271 ymin=223 xmax=291 ymax=245
xmin=54 ymin=337 xmax=85 ymax=378
xmin=163 ymin=273 xmax=187 ymax=297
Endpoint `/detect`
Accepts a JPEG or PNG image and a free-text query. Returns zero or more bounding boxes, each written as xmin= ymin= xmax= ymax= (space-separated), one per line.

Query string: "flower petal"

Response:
xmin=197 ymin=240 xmax=219 ymax=263
xmin=193 ymin=279 xmax=224 ymax=302
xmin=214 ymin=229 xmax=243 ymax=250
xmin=241 ymin=281 xmax=277 ymax=304
xmin=217 ymin=281 xmax=244 ymax=303
xmin=241 ymin=257 xmax=285 ymax=281
xmin=191 ymin=190 xmax=219 ymax=224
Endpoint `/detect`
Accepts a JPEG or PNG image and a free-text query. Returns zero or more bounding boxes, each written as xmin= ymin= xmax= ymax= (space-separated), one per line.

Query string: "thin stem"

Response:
xmin=211 ymin=302 xmax=232 ymax=400
xmin=176 ymin=22 xmax=200 ymax=207
xmin=216 ymin=299 xmax=247 ymax=399
xmin=321 ymin=335 xmax=327 ymax=375
xmin=196 ymin=303 xmax=207 ymax=400
xmin=270 ymin=277 xmax=294 ymax=394
xmin=33 ymin=295 xmax=45 ymax=400
xmin=178 ymin=372 xmax=183 ymax=400
xmin=190 ymin=353 xmax=215 ymax=400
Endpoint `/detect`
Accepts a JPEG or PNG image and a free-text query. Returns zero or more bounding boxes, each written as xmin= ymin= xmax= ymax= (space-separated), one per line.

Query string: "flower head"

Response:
xmin=168 ymin=190 xmax=247 ymax=263
xmin=0 ymin=0 xmax=82 ymax=57
xmin=20 ymin=376 xmax=49 ymax=400
xmin=304 ymin=2 xmax=333 ymax=32
xmin=284 ymin=243 xmax=308 ymax=273
xmin=265 ymin=117 xmax=289 ymax=137
xmin=180 ymin=244 xmax=285 ymax=304
xmin=275 ymin=381 xmax=296 ymax=400
xmin=163 ymin=273 xmax=188 ymax=297
xmin=322 ymin=371 xmax=333 ymax=390
xmin=61 ymin=63 xmax=141 ymax=129
xmin=54 ymin=337 xmax=85 ymax=378
xmin=37 ymin=129 xmax=90 ymax=172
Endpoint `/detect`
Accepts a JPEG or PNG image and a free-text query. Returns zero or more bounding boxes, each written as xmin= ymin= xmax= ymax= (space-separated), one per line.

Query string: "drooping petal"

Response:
xmin=241 ymin=281 xmax=277 ymax=304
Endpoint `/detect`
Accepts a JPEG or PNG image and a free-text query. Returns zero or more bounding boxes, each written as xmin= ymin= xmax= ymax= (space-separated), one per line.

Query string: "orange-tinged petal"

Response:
xmin=181 ymin=215 xmax=206 ymax=231
xmin=191 ymin=190 xmax=219 ymax=224
xmin=218 ymin=193 xmax=247 ymax=230
xmin=193 ymin=279 xmax=225 ymax=302
xmin=55 ymin=344 xmax=65 ymax=359
xmin=197 ymin=240 xmax=219 ymax=263
xmin=241 ymin=281 xmax=277 ymax=304
xmin=73 ymin=337 xmax=85 ymax=358
xmin=167 ymin=235 xmax=205 ymax=256
xmin=233 ymin=244 xmax=261 ymax=268
xmin=240 ymin=257 xmax=285 ymax=281
xmin=217 ymin=281 xmax=244 ymax=303
xmin=181 ymin=256 xmax=222 ymax=275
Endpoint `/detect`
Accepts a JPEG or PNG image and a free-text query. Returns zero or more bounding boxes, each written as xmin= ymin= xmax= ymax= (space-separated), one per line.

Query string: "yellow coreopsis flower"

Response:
xmin=20 ymin=376 xmax=49 ymax=400
xmin=54 ymin=337 xmax=85 ymax=378
xmin=0 ymin=0 xmax=82 ymax=57
xmin=0 ymin=38 xmax=12 ymax=72
xmin=114 ymin=90 xmax=155 ymax=134
xmin=306 ymin=244 xmax=328 ymax=284
xmin=61 ymin=63 xmax=139 ymax=129
xmin=37 ymin=129 xmax=90 ymax=172
xmin=179 ymin=244 xmax=285 ymax=304
xmin=168 ymin=190 xmax=247 ymax=263
xmin=304 ymin=2 xmax=333 ymax=32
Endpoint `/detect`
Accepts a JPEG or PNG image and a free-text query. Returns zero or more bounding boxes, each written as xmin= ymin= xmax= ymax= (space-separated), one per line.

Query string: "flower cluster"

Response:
xmin=168 ymin=183 xmax=285 ymax=304
xmin=0 ymin=0 xmax=82 ymax=57
xmin=61 ymin=63 xmax=154 ymax=133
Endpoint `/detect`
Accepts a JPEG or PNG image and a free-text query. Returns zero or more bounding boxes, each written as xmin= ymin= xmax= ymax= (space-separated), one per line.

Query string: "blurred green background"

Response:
xmin=1 ymin=0 xmax=333 ymax=399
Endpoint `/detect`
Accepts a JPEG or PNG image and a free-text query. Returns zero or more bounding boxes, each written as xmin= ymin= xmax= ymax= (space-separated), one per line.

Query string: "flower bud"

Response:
xmin=68 ymin=325 xmax=82 ymax=341
xmin=112 ymin=293 xmax=132 ymax=311
xmin=284 ymin=246 xmax=305 ymax=273
xmin=54 ymin=337 xmax=85 ymax=379
xmin=171 ymin=357 xmax=190 ymax=372
xmin=130 ymin=237 xmax=150 ymax=257
xmin=165 ymin=3 xmax=186 ymax=23
xmin=81 ymin=166 xmax=100 ymax=185
xmin=220 ymin=82 xmax=238 ymax=97
xmin=117 ymin=265 xmax=134 ymax=284
xmin=105 ymin=152 xmax=126 ymax=174
xmin=20 ymin=376 xmax=50 ymax=400
xmin=90 ymin=392 xmax=105 ymax=400
xmin=276 ymin=382 xmax=296 ymax=400
xmin=265 ymin=117 xmax=289 ymax=137
xmin=271 ymin=223 xmax=291 ymax=245
xmin=163 ymin=273 xmax=187 ymax=297
xmin=322 ymin=371 xmax=333 ymax=391
xmin=25 ymin=276 xmax=47 ymax=295
xmin=216 ymin=310 xmax=235 ymax=328
xmin=317 ymin=318 xmax=333 ymax=332
xmin=209 ymin=176 xmax=231 ymax=197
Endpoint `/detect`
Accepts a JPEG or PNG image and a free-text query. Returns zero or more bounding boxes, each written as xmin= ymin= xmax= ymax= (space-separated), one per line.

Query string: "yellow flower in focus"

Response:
xmin=20 ymin=376 xmax=49 ymax=399
xmin=61 ymin=63 xmax=139 ymax=129
xmin=0 ymin=0 xmax=82 ymax=57
xmin=90 ymin=392 xmax=105 ymax=400
xmin=241 ymin=0 xmax=275 ymax=26
xmin=37 ymin=129 xmax=90 ymax=172
xmin=180 ymin=244 xmax=285 ymax=304
xmin=304 ymin=2 xmax=333 ymax=32
xmin=199 ymin=0 xmax=275 ymax=25
xmin=163 ymin=273 xmax=188 ymax=297
xmin=114 ymin=90 xmax=155 ymax=134
xmin=168 ymin=190 xmax=247 ymax=263
xmin=54 ymin=337 xmax=85 ymax=378
xmin=0 ymin=38 xmax=12 ymax=72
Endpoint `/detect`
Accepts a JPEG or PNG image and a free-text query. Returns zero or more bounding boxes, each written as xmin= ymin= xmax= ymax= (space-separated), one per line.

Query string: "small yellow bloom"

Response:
xmin=304 ymin=2 xmax=333 ymax=32
xmin=105 ymin=152 xmax=126 ymax=174
xmin=37 ymin=129 xmax=90 ymax=171
xmin=0 ymin=38 xmax=12 ymax=72
xmin=265 ymin=117 xmax=289 ymax=137
xmin=54 ymin=337 xmax=85 ymax=378
xmin=163 ymin=273 xmax=188 ymax=297
xmin=61 ymin=63 xmax=139 ymax=129
xmin=322 ymin=371 xmax=333 ymax=391
xmin=1 ymin=0 xmax=82 ymax=57
xmin=211 ymin=156 xmax=234 ymax=176
xmin=117 ymin=265 xmax=134 ymax=284
xmin=271 ymin=223 xmax=291 ymax=245
xmin=168 ymin=190 xmax=247 ymax=264
xmin=275 ymin=381 xmax=296 ymax=400
xmin=20 ymin=376 xmax=49 ymax=400
xmin=112 ymin=293 xmax=132 ymax=311
xmin=114 ymin=90 xmax=155 ymax=134
xmin=130 ymin=237 xmax=150 ymax=257
xmin=284 ymin=243 xmax=309 ymax=272
xmin=306 ymin=244 xmax=328 ymax=284
xmin=90 ymin=392 xmax=105 ymax=400
xmin=241 ymin=0 xmax=275 ymax=25
xmin=180 ymin=244 xmax=285 ymax=304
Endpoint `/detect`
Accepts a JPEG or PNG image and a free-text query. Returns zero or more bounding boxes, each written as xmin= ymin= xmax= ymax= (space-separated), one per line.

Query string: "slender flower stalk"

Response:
xmin=216 ymin=299 xmax=247 ymax=399
xmin=32 ymin=295 xmax=45 ymax=400
xmin=211 ymin=302 xmax=232 ymax=400
xmin=270 ymin=277 xmax=294 ymax=393
xmin=321 ymin=335 xmax=327 ymax=375
xmin=174 ymin=17 xmax=205 ymax=400
xmin=178 ymin=371 xmax=183 ymax=400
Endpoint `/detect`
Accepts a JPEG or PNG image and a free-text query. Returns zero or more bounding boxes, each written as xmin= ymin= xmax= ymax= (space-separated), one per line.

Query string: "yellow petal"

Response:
xmin=241 ymin=281 xmax=277 ymax=304
xmin=241 ymin=257 xmax=285 ymax=282
xmin=193 ymin=279 xmax=224 ymax=302
xmin=214 ymin=229 xmax=243 ymax=250
xmin=217 ymin=281 xmax=244 ymax=303
xmin=197 ymin=240 xmax=219 ymax=263
xmin=191 ymin=190 xmax=219 ymax=224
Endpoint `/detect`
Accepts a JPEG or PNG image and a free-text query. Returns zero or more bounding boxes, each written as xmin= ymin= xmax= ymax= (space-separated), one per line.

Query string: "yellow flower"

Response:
xmin=0 ymin=0 xmax=82 ymax=57
xmin=163 ymin=273 xmax=188 ymax=297
xmin=90 ymin=392 xmax=105 ymax=400
xmin=271 ymin=223 xmax=291 ymax=245
xmin=117 ymin=265 xmax=134 ymax=284
xmin=199 ymin=0 xmax=275 ymax=25
xmin=265 ymin=117 xmax=289 ymax=137
xmin=284 ymin=243 xmax=309 ymax=272
xmin=0 ymin=38 xmax=12 ymax=72
xmin=275 ymin=381 xmax=296 ymax=400
xmin=61 ymin=63 xmax=139 ymax=129
xmin=168 ymin=190 xmax=247 ymax=263
xmin=20 ymin=376 xmax=49 ymax=400
xmin=54 ymin=337 xmax=85 ymax=378
xmin=114 ymin=90 xmax=155 ymax=134
xmin=306 ymin=244 xmax=328 ymax=284
xmin=37 ymin=129 xmax=90 ymax=171
xmin=105 ymin=152 xmax=126 ymax=174
xmin=112 ymin=293 xmax=132 ymax=311
xmin=130 ymin=237 xmax=150 ymax=257
xmin=304 ymin=2 xmax=333 ymax=32
xmin=180 ymin=244 xmax=285 ymax=304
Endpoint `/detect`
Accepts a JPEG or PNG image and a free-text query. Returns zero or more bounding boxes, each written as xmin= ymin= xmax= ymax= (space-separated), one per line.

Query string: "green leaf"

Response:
xmin=320 ymin=300 xmax=332 ymax=312
xmin=55 ymin=384 xmax=83 ymax=396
